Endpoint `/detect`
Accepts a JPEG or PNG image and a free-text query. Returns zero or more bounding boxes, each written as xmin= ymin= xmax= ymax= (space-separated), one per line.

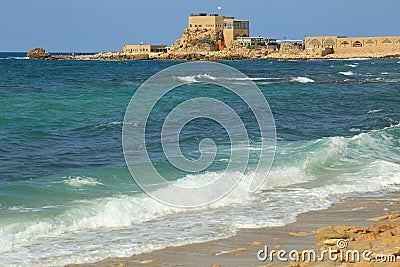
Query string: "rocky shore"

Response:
xmin=27 ymin=47 xmax=400 ymax=62
xmin=27 ymin=28 xmax=400 ymax=62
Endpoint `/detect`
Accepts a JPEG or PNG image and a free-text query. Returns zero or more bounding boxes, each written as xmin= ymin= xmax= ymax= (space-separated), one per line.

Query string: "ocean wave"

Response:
xmin=349 ymin=128 xmax=361 ymax=132
xmin=345 ymin=63 xmax=358 ymax=68
xmin=0 ymin=57 xmax=29 ymax=60
xmin=339 ymin=71 xmax=355 ymax=76
xmin=367 ymin=109 xmax=383 ymax=114
xmin=174 ymin=74 xmax=216 ymax=83
xmin=174 ymin=74 xmax=282 ymax=83
xmin=58 ymin=176 xmax=104 ymax=187
xmin=107 ymin=121 xmax=123 ymax=126
xmin=5 ymin=124 xmax=399 ymax=237
xmin=230 ymin=77 xmax=282 ymax=81
xmin=290 ymin=77 xmax=315 ymax=83
xmin=1 ymin=125 xmax=399 ymax=266
xmin=8 ymin=206 xmax=44 ymax=213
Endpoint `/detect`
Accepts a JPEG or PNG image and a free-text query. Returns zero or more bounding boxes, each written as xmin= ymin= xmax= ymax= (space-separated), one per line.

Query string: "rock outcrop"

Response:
xmin=169 ymin=28 xmax=222 ymax=54
xmin=27 ymin=48 xmax=52 ymax=60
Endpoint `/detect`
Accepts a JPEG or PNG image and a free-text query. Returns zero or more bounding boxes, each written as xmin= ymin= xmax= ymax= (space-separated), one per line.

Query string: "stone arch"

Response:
xmin=323 ymin=38 xmax=336 ymax=46
xmin=341 ymin=41 xmax=350 ymax=46
xmin=366 ymin=39 xmax=375 ymax=45
xmin=242 ymin=34 xmax=248 ymax=37
xmin=309 ymin=39 xmax=321 ymax=46
xmin=353 ymin=41 xmax=362 ymax=47
xmin=383 ymin=39 xmax=392 ymax=44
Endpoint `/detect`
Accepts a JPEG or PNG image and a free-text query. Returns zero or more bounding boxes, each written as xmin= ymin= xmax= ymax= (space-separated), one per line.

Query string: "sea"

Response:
xmin=0 ymin=52 xmax=399 ymax=266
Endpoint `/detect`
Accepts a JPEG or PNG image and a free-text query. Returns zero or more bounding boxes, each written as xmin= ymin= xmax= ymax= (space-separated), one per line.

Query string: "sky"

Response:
xmin=1 ymin=0 xmax=399 ymax=52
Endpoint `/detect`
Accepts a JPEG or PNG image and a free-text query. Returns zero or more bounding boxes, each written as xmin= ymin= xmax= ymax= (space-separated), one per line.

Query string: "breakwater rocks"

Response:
xmin=27 ymin=47 xmax=400 ymax=61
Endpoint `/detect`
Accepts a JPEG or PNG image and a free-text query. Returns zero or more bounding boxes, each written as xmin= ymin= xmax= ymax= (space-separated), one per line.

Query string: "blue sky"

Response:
xmin=1 ymin=0 xmax=399 ymax=52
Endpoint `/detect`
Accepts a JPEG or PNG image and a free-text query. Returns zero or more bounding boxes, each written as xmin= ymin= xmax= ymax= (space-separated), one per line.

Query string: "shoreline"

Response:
xmin=26 ymin=48 xmax=400 ymax=61
xmin=31 ymin=53 xmax=400 ymax=61
xmin=67 ymin=191 xmax=400 ymax=267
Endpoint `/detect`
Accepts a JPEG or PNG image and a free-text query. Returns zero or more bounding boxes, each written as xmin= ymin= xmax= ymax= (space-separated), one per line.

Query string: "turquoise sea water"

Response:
xmin=0 ymin=53 xmax=399 ymax=266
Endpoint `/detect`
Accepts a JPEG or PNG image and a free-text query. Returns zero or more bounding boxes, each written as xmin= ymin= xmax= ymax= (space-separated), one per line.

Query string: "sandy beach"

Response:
xmin=67 ymin=191 xmax=400 ymax=267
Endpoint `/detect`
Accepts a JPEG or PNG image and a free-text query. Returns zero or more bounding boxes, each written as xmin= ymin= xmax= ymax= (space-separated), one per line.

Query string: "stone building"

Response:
xmin=123 ymin=44 xmax=167 ymax=54
xmin=188 ymin=13 xmax=249 ymax=48
xmin=305 ymin=36 xmax=400 ymax=55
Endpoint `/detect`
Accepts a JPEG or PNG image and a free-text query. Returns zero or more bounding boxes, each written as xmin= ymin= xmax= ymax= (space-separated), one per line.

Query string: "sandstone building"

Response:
xmin=123 ymin=44 xmax=167 ymax=54
xmin=188 ymin=13 xmax=249 ymax=48
xmin=305 ymin=36 xmax=400 ymax=55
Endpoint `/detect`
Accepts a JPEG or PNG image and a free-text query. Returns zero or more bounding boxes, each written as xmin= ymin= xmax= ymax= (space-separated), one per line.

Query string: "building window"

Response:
xmin=310 ymin=39 xmax=322 ymax=46
xmin=382 ymin=39 xmax=392 ymax=44
xmin=366 ymin=39 xmax=374 ymax=45
xmin=323 ymin=38 xmax=336 ymax=46
xmin=190 ymin=24 xmax=192 ymax=27
xmin=224 ymin=22 xmax=233 ymax=29
xmin=341 ymin=41 xmax=349 ymax=46
xmin=353 ymin=41 xmax=362 ymax=47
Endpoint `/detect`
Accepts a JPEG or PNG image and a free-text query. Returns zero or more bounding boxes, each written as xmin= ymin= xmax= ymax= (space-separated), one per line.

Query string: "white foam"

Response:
xmin=8 ymin=206 xmax=43 ymax=213
xmin=174 ymin=74 xmax=282 ymax=84
xmin=345 ymin=64 xmax=358 ymax=68
xmin=59 ymin=176 xmax=104 ymax=187
xmin=339 ymin=71 xmax=354 ymax=76
xmin=230 ymin=77 xmax=281 ymax=81
xmin=367 ymin=109 xmax=383 ymax=114
xmin=2 ymin=125 xmax=400 ymax=266
xmin=265 ymin=167 xmax=314 ymax=188
xmin=175 ymin=75 xmax=197 ymax=83
xmin=107 ymin=121 xmax=123 ymax=126
xmin=174 ymin=74 xmax=217 ymax=83
xmin=349 ymin=128 xmax=361 ymax=132
xmin=0 ymin=57 xmax=30 ymax=60
xmin=290 ymin=77 xmax=315 ymax=83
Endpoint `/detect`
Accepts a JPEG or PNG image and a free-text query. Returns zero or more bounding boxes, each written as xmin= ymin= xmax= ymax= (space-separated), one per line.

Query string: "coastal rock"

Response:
xmin=316 ymin=233 xmax=350 ymax=244
xmin=169 ymin=28 xmax=221 ymax=54
xmin=27 ymin=48 xmax=52 ymax=60
xmin=367 ymin=215 xmax=390 ymax=222
xmin=333 ymin=225 xmax=363 ymax=233
xmin=323 ymin=238 xmax=343 ymax=246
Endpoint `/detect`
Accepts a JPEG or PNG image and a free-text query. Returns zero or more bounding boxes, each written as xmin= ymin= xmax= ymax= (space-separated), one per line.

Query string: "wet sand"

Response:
xmin=67 ymin=192 xmax=400 ymax=267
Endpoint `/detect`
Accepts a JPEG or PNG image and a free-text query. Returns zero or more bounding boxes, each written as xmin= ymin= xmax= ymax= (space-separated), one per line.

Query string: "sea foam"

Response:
xmin=1 ymin=125 xmax=399 ymax=267
xmin=60 ymin=176 xmax=104 ymax=187
xmin=290 ymin=77 xmax=315 ymax=83
xmin=339 ymin=71 xmax=354 ymax=76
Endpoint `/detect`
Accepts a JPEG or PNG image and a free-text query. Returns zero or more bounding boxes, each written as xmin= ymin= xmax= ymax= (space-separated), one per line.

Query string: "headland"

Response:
xmin=27 ymin=13 xmax=400 ymax=61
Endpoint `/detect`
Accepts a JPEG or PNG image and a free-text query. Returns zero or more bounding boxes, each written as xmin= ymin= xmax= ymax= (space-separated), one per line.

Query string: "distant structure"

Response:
xmin=305 ymin=36 xmax=400 ymax=55
xmin=188 ymin=13 xmax=249 ymax=48
xmin=236 ymin=37 xmax=279 ymax=50
xmin=123 ymin=44 xmax=167 ymax=54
